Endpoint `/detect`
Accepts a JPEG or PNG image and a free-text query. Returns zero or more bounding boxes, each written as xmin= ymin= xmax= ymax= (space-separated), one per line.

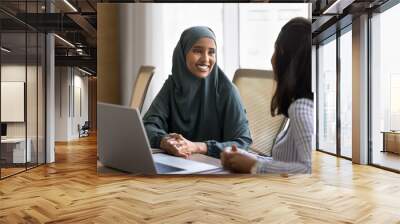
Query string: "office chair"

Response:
xmin=79 ymin=121 xmax=90 ymax=138
xmin=233 ymin=69 xmax=287 ymax=156
xmin=129 ymin=65 xmax=155 ymax=112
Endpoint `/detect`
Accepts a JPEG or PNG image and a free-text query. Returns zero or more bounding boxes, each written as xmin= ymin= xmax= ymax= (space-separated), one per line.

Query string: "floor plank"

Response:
xmin=372 ymin=151 xmax=400 ymax=171
xmin=0 ymin=134 xmax=400 ymax=223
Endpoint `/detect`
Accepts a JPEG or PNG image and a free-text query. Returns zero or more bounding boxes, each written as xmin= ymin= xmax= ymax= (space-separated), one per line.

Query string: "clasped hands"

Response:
xmin=160 ymin=133 xmax=207 ymax=158
xmin=160 ymin=134 xmax=257 ymax=173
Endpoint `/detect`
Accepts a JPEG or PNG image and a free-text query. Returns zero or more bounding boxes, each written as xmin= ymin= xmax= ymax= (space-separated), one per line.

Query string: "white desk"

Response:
xmin=97 ymin=152 xmax=228 ymax=175
xmin=1 ymin=138 xmax=31 ymax=163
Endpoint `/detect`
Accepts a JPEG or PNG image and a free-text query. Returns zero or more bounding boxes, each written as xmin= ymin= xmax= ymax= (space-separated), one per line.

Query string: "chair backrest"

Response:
xmin=130 ymin=66 xmax=155 ymax=112
xmin=82 ymin=121 xmax=90 ymax=129
xmin=233 ymin=69 xmax=287 ymax=156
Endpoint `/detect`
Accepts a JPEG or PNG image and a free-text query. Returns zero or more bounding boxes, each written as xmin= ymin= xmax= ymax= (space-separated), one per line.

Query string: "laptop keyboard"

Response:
xmin=155 ymin=162 xmax=185 ymax=173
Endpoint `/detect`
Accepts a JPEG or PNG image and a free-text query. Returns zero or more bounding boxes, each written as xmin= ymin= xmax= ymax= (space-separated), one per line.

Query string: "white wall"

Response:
xmin=55 ymin=67 xmax=69 ymax=141
xmin=1 ymin=65 xmax=26 ymax=81
xmin=55 ymin=67 xmax=89 ymax=141
xmin=119 ymin=3 xmax=165 ymax=108
xmin=71 ymin=73 xmax=89 ymax=137
xmin=1 ymin=65 xmax=34 ymax=137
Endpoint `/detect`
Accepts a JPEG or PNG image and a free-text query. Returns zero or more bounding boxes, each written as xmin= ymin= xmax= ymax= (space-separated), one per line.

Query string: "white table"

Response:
xmin=97 ymin=151 xmax=228 ymax=175
xmin=1 ymin=138 xmax=31 ymax=163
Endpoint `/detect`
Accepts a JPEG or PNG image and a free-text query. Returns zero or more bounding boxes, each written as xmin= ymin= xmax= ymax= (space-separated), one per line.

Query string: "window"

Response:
xmin=239 ymin=3 xmax=309 ymax=70
xmin=317 ymin=37 xmax=337 ymax=155
xmin=339 ymin=28 xmax=352 ymax=158
xmin=370 ymin=2 xmax=400 ymax=171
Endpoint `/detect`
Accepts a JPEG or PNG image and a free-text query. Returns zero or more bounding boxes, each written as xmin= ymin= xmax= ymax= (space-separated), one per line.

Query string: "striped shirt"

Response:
xmin=253 ymin=98 xmax=314 ymax=174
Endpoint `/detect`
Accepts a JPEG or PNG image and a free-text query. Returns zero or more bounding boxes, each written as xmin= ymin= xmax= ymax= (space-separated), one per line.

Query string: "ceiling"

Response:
xmin=1 ymin=0 xmax=97 ymax=74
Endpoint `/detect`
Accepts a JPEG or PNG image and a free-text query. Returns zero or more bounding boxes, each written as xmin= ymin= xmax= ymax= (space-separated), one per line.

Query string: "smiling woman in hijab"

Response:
xmin=143 ymin=26 xmax=252 ymax=159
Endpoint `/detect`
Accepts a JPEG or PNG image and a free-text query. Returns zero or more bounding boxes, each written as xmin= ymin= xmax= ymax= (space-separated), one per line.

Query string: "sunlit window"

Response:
xmin=239 ymin=3 xmax=309 ymax=70
xmin=371 ymin=2 xmax=400 ymax=170
xmin=340 ymin=29 xmax=352 ymax=158
xmin=317 ymin=37 xmax=337 ymax=154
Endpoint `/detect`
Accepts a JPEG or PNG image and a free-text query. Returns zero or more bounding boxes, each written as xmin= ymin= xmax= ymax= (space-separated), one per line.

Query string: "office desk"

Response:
xmin=381 ymin=131 xmax=400 ymax=154
xmin=97 ymin=152 xmax=229 ymax=175
xmin=1 ymin=138 xmax=31 ymax=164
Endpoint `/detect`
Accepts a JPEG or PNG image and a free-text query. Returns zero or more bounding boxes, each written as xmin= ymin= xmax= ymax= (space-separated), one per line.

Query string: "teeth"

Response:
xmin=197 ymin=65 xmax=209 ymax=72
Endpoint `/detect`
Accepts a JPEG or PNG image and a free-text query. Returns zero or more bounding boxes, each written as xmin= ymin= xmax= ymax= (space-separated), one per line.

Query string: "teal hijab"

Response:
xmin=143 ymin=26 xmax=252 ymax=158
xmin=171 ymin=26 xmax=220 ymax=124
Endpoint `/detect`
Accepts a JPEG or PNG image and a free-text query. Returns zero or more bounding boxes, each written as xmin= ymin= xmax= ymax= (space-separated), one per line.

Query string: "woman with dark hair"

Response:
xmin=221 ymin=17 xmax=313 ymax=174
xmin=143 ymin=26 xmax=252 ymax=159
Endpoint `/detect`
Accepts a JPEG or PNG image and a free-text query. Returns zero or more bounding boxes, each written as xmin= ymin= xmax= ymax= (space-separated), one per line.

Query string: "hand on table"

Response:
xmin=160 ymin=133 xmax=207 ymax=159
xmin=220 ymin=145 xmax=257 ymax=173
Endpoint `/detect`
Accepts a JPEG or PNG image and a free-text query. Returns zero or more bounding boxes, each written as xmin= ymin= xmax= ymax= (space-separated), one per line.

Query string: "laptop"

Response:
xmin=97 ymin=102 xmax=219 ymax=174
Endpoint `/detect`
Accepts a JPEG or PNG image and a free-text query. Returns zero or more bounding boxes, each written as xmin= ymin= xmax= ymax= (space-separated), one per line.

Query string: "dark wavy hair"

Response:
xmin=270 ymin=17 xmax=312 ymax=117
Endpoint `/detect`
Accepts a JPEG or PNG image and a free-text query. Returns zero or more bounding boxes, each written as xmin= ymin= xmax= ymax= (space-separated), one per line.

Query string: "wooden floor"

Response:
xmin=1 ymin=163 xmax=45 ymax=178
xmin=1 ymin=135 xmax=400 ymax=223
xmin=1 ymin=167 xmax=26 ymax=178
xmin=372 ymin=150 xmax=400 ymax=171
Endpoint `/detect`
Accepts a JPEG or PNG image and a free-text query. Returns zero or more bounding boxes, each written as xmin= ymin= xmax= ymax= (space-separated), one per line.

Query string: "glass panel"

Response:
xmin=0 ymin=1 xmax=46 ymax=178
xmin=371 ymin=3 xmax=400 ymax=171
xmin=339 ymin=29 xmax=352 ymax=158
xmin=38 ymin=32 xmax=45 ymax=165
xmin=27 ymin=31 xmax=38 ymax=169
xmin=317 ymin=37 xmax=337 ymax=154
xmin=1 ymin=31 xmax=27 ymax=177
